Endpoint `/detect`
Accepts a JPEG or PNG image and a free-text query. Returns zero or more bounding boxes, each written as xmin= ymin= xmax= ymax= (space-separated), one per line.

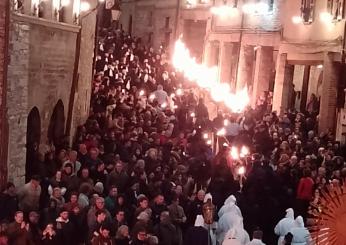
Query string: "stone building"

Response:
xmin=120 ymin=0 xmax=346 ymax=142
xmin=0 ymin=0 xmax=98 ymax=188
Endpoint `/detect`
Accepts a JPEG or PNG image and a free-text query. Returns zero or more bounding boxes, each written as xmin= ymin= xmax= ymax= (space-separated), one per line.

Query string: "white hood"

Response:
xmin=295 ymin=216 xmax=304 ymax=228
xmin=224 ymin=195 xmax=236 ymax=205
xmin=204 ymin=193 xmax=213 ymax=203
xmin=194 ymin=215 xmax=205 ymax=227
xmin=285 ymin=208 xmax=294 ymax=219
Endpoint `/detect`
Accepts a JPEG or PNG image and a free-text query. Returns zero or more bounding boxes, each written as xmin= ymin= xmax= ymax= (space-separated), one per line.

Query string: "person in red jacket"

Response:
xmin=296 ymin=168 xmax=314 ymax=220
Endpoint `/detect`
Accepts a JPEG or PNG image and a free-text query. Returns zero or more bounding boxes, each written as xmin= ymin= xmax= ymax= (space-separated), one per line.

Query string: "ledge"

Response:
xmin=11 ymin=13 xmax=80 ymax=33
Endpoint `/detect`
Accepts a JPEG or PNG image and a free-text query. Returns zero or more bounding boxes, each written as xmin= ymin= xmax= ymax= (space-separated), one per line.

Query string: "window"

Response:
xmin=327 ymin=0 xmax=344 ymax=21
xmin=301 ymin=0 xmax=315 ymax=24
xmin=148 ymin=11 xmax=153 ymax=26
xmin=165 ymin=17 xmax=170 ymax=28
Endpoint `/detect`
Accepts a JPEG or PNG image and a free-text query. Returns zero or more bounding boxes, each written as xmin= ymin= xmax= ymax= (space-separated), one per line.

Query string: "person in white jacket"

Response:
xmin=218 ymin=209 xmax=243 ymax=243
xmin=218 ymin=195 xmax=243 ymax=219
xmin=289 ymin=216 xmax=311 ymax=245
xmin=274 ymin=208 xmax=296 ymax=245
xmin=247 ymin=230 xmax=266 ymax=245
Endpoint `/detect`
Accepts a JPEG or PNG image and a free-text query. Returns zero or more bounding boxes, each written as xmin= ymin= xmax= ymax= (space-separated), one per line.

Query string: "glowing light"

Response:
xmin=210 ymin=6 xmax=238 ymax=17
xmin=161 ymin=102 xmax=167 ymax=109
xmin=174 ymin=105 xmax=178 ymax=109
xmin=217 ymin=128 xmax=226 ymax=136
xmin=190 ymin=112 xmax=196 ymax=117
xmin=139 ymin=90 xmax=145 ymax=96
xmin=61 ymin=0 xmax=70 ymax=7
xmin=238 ymin=166 xmax=246 ymax=175
xmin=223 ymin=143 xmax=229 ymax=147
xmin=224 ymin=119 xmax=229 ymax=126
xmin=172 ymin=39 xmax=249 ymax=113
xmin=170 ymin=93 xmax=175 ymax=98
xmin=317 ymin=64 xmax=323 ymax=69
xmin=292 ymin=16 xmax=303 ymax=24
xmin=203 ymin=133 xmax=209 ymax=139
xmin=320 ymin=12 xmax=333 ymax=23
xmin=149 ymin=94 xmax=156 ymax=101
xmin=206 ymin=139 xmax=212 ymax=145
xmin=240 ymin=146 xmax=249 ymax=157
xmin=230 ymin=146 xmax=239 ymax=160
xmin=98 ymin=0 xmax=105 ymax=2
xmin=176 ymin=88 xmax=183 ymax=96
xmin=80 ymin=1 xmax=90 ymax=12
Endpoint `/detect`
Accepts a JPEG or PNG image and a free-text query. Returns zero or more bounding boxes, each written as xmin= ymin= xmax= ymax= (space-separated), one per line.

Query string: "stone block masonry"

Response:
xmin=6 ymin=14 xmax=80 ymax=186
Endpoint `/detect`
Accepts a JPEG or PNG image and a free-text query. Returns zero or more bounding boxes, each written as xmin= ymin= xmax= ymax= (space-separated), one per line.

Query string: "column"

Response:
xmin=251 ymin=46 xmax=273 ymax=107
xmin=318 ymin=52 xmax=340 ymax=133
xmin=272 ymin=53 xmax=294 ymax=114
xmin=209 ymin=41 xmax=220 ymax=67
xmin=236 ymin=45 xmax=255 ymax=91
xmin=219 ymin=42 xmax=233 ymax=84
xmin=300 ymin=65 xmax=310 ymax=112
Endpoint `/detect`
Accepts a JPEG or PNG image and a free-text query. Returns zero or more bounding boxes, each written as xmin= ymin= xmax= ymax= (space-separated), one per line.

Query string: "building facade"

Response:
xmin=0 ymin=0 xmax=98 ymax=188
xmin=120 ymin=0 xmax=346 ymax=143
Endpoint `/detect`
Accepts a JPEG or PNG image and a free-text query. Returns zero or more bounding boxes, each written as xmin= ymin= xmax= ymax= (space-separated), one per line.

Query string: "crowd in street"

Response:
xmin=0 ymin=27 xmax=345 ymax=245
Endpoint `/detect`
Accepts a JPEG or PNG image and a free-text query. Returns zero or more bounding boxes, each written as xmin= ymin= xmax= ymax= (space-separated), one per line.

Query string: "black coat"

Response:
xmin=184 ymin=226 xmax=209 ymax=245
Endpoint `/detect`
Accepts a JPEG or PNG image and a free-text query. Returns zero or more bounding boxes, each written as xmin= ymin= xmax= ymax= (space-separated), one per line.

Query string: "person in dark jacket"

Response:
xmin=154 ymin=211 xmax=180 ymax=245
xmin=54 ymin=209 xmax=75 ymax=244
xmin=184 ymin=215 xmax=209 ymax=245
xmin=151 ymin=194 xmax=167 ymax=225
xmin=0 ymin=182 xmax=18 ymax=222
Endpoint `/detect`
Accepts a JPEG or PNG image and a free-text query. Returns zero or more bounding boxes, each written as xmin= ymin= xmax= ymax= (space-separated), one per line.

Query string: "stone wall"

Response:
xmin=6 ymin=14 xmax=79 ymax=185
xmin=70 ymin=11 xmax=97 ymax=143
xmin=0 ymin=0 xmax=9 ymax=188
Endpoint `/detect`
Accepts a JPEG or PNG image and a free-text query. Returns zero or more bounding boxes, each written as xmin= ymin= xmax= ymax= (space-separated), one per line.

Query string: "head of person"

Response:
xmin=81 ymin=167 xmax=90 ymax=178
xmin=69 ymin=150 xmax=78 ymax=162
xmin=136 ymin=228 xmax=147 ymax=241
xmin=197 ymin=190 xmax=206 ymax=202
xmin=157 ymin=85 xmax=163 ymax=91
xmin=115 ymin=209 xmax=125 ymax=222
xmin=79 ymin=144 xmax=87 ymax=154
xmin=154 ymin=194 xmax=164 ymax=205
xmin=99 ymin=224 xmax=111 ymax=238
xmin=14 ymin=211 xmax=24 ymax=224
xmin=70 ymin=192 xmax=78 ymax=203
xmin=138 ymin=196 xmax=149 ymax=209
xmin=252 ymin=229 xmax=263 ymax=241
xmin=95 ymin=197 xmax=105 ymax=209
xmin=5 ymin=182 xmax=16 ymax=196
xmin=160 ymin=211 xmax=170 ymax=224
xmin=95 ymin=210 xmax=106 ymax=223
xmin=115 ymin=162 xmax=124 ymax=173
xmin=108 ymin=186 xmax=118 ymax=197
xmin=29 ymin=211 xmax=40 ymax=224
xmin=59 ymin=209 xmax=69 ymax=221
xmin=116 ymin=225 xmax=129 ymax=239
xmin=30 ymin=175 xmax=41 ymax=188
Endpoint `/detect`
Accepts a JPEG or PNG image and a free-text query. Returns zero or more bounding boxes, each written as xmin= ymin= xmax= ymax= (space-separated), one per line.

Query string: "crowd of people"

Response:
xmin=0 ymin=27 xmax=345 ymax=245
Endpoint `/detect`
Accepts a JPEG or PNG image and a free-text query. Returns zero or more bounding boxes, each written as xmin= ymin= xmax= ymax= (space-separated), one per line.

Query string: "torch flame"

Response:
xmin=173 ymin=39 xmax=249 ymax=113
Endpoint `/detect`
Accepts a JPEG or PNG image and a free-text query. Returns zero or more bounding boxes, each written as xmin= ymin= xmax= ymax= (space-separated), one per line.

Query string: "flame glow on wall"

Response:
xmin=172 ymin=39 xmax=249 ymax=113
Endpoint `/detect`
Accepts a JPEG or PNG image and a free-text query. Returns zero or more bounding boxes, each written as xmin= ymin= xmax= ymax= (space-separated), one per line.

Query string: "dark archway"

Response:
xmin=48 ymin=100 xmax=65 ymax=150
xmin=26 ymin=107 xmax=41 ymax=182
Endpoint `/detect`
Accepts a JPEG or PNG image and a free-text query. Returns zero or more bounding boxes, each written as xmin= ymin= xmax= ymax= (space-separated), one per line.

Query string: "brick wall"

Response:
xmin=7 ymin=14 xmax=79 ymax=185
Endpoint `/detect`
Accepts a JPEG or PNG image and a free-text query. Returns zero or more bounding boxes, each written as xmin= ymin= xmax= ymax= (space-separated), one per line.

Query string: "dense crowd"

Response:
xmin=0 ymin=27 xmax=345 ymax=245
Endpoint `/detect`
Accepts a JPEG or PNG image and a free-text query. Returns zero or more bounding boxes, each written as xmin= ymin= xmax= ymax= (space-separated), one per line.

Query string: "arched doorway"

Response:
xmin=26 ymin=107 xmax=41 ymax=182
xmin=48 ymin=100 xmax=65 ymax=150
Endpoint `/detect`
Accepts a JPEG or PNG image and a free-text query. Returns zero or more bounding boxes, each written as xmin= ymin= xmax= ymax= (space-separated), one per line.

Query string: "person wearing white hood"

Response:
xmin=218 ymin=195 xmax=243 ymax=219
xmin=222 ymin=216 xmax=250 ymax=245
xmin=218 ymin=215 xmax=249 ymax=245
xmin=274 ymin=208 xmax=296 ymax=245
xmin=289 ymin=216 xmax=311 ymax=245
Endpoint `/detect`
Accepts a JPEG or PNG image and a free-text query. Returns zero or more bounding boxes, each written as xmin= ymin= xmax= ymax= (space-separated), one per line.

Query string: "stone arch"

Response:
xmin=48 ymin=100 xmax=65 ymax=149
xmin=26 ymin=107 xmax=41 ymax=182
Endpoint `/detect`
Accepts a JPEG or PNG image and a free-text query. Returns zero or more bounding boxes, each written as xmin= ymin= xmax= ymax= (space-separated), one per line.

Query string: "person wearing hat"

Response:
xmin=55 ymin=208 xmax=75 ymax=244
xmin=27 ymin=211 xmax=42 ymax=244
